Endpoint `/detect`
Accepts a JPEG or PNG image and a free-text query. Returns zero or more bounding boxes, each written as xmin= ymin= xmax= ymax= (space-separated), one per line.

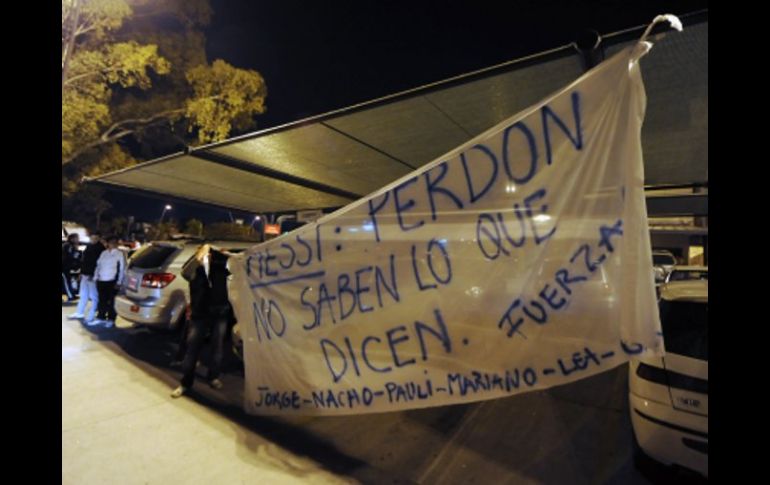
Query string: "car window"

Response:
xmin=660 ymin=299 xmax=708 ymax=360
xmin=129 ymin=245 xmax=178 ymax=269
xmin=653 ymin=254 xmax=676 ymax=265
xmin=669 ymin=270 xmax=708 ymax=281
xmin=280 ymin=220 xmax=307 ymax=234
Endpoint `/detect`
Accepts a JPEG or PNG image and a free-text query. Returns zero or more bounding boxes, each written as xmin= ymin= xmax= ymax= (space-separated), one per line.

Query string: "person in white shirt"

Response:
xmin=93 ymin=235 xmax=126 ymax=328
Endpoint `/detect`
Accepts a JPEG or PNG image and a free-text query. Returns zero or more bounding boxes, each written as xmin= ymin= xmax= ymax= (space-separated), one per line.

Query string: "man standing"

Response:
xmin=68 ymin=231 xmax=105 ymax=323
xmin=171 ymin=245 xmax=233 ymax=398
xmin=93 ymin=235 xmax=126 ymax=328
xmin=61 ymin=233 xmax=82 ymax=302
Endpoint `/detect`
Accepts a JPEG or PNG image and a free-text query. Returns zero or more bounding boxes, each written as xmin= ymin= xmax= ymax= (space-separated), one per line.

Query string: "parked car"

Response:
xmin=629 ymin=279 xmax=708 ymax=477
xmin=62 ymin=222 xmax=88 ymax=251
xmin=652 ymin=250 xmax=677 ymax=284
xmin=118 ymin=240 xmax=143 ymax=259
xmin=665 ymin=265 xmax=707 ymax=284
xmin=115 ymin=239 xmax=252 ymax=330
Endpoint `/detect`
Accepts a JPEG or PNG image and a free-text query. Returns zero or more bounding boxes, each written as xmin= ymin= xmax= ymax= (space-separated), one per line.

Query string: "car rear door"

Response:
xmin=125 ymin=243 xmax=181 ymax=299
xmin=660 ymin=298 xmax=708 ymax=416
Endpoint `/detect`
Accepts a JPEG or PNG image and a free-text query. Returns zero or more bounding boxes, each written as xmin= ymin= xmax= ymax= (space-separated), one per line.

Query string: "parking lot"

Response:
xmin=62 ymin=304 xmax=706 ymax=484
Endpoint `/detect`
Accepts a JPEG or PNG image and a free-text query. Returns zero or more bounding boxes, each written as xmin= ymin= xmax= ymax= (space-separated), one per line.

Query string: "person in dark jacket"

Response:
xmin=61 ymin=234 xmax=82 ymax=302
xmin=68 ymin=231 xmax=105 ymax=323
xmin=171 ymin=244 xmax=234 ymax=398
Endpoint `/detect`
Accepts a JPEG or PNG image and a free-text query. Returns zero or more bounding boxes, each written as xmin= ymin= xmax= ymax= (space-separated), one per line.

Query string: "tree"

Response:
xmin=184 ymin=218 xmax=204 ymax=236
xmin=62 ymin=0 xmax=268 ymax=227
xmin=109 ymin=216 xmax=129 ymax=237
xmin=204 ymin=222 xmax=261 ymax=242
xmin=62 ymin=0 xmax=172 ymax=164
xmin=151 ymin=220 xmax=179 ymax=240
xmin=62 ymin=182 xmax=112 ymax=229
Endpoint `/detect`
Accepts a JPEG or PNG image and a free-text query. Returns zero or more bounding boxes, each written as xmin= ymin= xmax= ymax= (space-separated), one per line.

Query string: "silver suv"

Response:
xmin=116 ymin=239 xmax=252 ymax=330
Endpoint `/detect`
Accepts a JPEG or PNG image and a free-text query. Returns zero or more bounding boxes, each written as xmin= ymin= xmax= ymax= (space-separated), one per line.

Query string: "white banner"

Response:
xmin=229 ymin=41 xmax=664 ymax=416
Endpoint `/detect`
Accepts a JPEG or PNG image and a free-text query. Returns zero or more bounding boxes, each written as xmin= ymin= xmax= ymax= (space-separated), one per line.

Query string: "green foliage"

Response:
xmin=62 ymin=86 xmax=111 ymax=160
xmin=62 ymin=0 xmax=268 ymax=166
xmin=61 ymin=184 xmax=112 ymax=229
xmin=186 ymin=60 xmax=267 ymax=144
xmin=109 ymin=216 xmax=129 ymax=236
xmin=184 ymin=218 xmax=204 ymax=236
xmin=62 ymin=0 xmax=269 ymax=229
xmin=204 ymin=222 xmax=261 ymax=242
xmin=62 ymin=0 xmax=132 ymax=43
xmin=104 ymin=42 xmax=172 ymax=88
xmin=152 ymin=221 xmax=180 ymax=240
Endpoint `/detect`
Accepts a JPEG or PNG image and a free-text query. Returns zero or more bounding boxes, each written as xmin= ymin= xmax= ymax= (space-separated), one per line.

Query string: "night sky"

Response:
xmin=102 ymin=0 xmax=708 ymax=224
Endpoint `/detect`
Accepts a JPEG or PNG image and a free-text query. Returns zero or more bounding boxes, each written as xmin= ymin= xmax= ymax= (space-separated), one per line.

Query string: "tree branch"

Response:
xmin=101 ymin=109 xmax=185 ymax=139
xmin=62 ymin=0 xmax=82 ymax=92
xmin=74 ymin=23 xmax=97 ymax=38
xmin=63 ymin=130 xmax=133 ymax=165
xmin=62 ymin=108 xmax=186 ymax=165
xmin=64 ymin=70 xmax=105 ymax=86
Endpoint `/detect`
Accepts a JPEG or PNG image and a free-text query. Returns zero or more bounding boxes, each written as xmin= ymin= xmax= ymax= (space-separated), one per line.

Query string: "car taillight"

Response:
xmin=141 ymin=272 xmax=176 ymax=289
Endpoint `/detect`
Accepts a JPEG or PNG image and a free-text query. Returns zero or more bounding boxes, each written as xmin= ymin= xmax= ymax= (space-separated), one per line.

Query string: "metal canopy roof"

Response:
xmin=88 ymin=14 xmax=707 ymax=215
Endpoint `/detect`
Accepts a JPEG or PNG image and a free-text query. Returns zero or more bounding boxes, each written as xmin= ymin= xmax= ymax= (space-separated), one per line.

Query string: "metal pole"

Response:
xmin=573 ymin=29 xmax=604 ymax=71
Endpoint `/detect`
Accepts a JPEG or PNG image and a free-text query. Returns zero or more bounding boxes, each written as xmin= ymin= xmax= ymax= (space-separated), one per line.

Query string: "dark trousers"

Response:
xmin=174 ymin=318 xmax=191 ymax=361
xmin=96 ymin=280 xmax=117 ymax=320
xmin=180 ymin=305 xmax=229 ymax=388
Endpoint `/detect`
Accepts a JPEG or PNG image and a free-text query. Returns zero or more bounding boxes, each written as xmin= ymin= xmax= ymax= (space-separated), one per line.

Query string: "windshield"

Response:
xmin=129 ymin=245 xmax=178 ymax=269
xmin=660 ymin=299 xmax=708 ymax=360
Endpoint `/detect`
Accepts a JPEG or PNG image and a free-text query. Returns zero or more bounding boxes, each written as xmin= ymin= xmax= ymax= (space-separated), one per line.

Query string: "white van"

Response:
xmin=629 ymin=279 xmax=708 ymax=477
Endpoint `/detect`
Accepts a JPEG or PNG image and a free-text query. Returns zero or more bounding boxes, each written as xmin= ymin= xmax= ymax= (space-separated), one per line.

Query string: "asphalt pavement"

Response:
xmin=62 ymin=303 xmax=706 ymax=484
